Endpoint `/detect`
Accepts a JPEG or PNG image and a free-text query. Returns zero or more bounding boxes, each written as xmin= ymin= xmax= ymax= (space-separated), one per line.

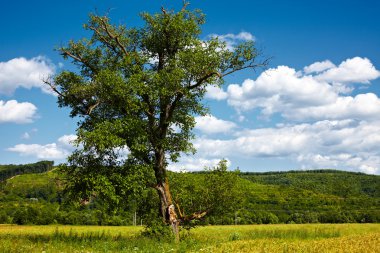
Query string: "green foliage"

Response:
xmin=203 ymin=160 xmax=242 ymax=217
xmin=59 ymin=160 xmax=155 ymax=212
xmin=47 ymin=6 xmax=265 ymax=233
xmin=168 ymin=159 xmax=243 ymax=227
xmin=241 ymin=170 xmax=380 ymax=198
xmin=141 ymin=220 xmax=175 ymax=241
xmin=0 ymin=163 xmax=379 ymax=226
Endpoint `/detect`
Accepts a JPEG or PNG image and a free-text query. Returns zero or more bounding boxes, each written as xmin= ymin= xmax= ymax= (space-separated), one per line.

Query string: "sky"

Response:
xmin=1 ymin=0 xmax=380 ymax=174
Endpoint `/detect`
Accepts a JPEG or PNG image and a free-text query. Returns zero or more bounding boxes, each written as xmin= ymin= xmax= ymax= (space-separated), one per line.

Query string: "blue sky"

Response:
xmin=1 ymin=0 xmax=380 ymax=174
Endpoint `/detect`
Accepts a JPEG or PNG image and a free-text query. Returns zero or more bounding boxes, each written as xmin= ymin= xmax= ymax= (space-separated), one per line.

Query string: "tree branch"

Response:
xmin=188 ymin=71 xmax=221 ymax=90
xmin=86 ymin=101 xmax=100 ymax=115
xmin=141 ymin=94 xmax=155 ymax=118
xmin=61 ymin=49 xmax=97 ymax=74
xmin=167 ymin=93 xmax=183 ymax=122
xmin=181 ymin=1 xmax=189 ymax=12
xmin=98 ymin=17 xmax=129 ymax=57
xmin=88 ymin=26 xmax=119 ymax=54
xmin=221 ymin=61 xmax=269 ymax=78
xmin=43 ymin=77 xmax=100 ymax=117
xmin=175 ymin=201 xmax=184 ymax=219
xmin=180 ymin=210 xmax=208 ymax=222
xmin=141 ymin=94 xmax=159 ymax=148
xmin=161 ymin=6 xmax=168 ymax=15
xmin=43 ymin=77 xmax=64 ymax=97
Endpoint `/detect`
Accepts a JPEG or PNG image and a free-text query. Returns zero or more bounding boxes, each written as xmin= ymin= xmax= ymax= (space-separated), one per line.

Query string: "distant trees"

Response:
xmin=0 ymin=161 xmax=54 ymax=182
xmin=0 ymin=166 xmax=379 ymax=226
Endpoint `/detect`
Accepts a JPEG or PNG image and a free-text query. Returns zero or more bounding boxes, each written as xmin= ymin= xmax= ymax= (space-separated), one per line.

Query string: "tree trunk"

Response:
xmin=155 ymin=178 xmax=180 ymax=241
xmin=154 ymin=147 xmax=180 ymax=241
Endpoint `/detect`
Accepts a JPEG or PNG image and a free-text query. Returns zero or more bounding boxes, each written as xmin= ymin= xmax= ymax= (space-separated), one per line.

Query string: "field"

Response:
xmin=0 ymin=224 xmax=379 ymax=252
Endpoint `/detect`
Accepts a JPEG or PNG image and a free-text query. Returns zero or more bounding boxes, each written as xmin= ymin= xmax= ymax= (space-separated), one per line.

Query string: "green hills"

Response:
xmin=0 ymin=161 xmax=379 ymax=225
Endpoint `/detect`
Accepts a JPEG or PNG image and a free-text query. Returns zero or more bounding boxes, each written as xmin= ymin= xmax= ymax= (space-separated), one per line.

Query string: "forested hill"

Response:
xmin=0 ymin=161 xmax=54 ymax=182
xmin=0 ymin=165 xmax=379 ymax=225
xmin=241 ymin=170 xmax=379 ymax=198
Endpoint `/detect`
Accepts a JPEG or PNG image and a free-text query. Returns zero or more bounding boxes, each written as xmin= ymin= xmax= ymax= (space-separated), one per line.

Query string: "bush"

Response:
xmin=0 ymin=210 xmax=11 ymax=224
xmin=142 ymin=220 xmax=175 ymax=241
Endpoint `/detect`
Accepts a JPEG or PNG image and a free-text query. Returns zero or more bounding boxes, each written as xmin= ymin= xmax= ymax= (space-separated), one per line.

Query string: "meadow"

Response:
xmin=0 ymin=223 xmax=379 ymax=252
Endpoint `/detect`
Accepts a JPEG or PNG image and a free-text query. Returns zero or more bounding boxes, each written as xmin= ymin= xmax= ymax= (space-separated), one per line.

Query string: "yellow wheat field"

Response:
xmin=0 ymin=223 xmax=379 ymax=252
xmin=200 ymin=233 xmax=379 ymax=253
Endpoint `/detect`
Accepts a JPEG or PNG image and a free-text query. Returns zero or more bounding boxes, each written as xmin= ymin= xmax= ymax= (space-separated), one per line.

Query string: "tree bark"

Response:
xmin=155 ymin=178 xmax=180 ymax=241
xmin=154 ymin=149 xmax=179 ymax=241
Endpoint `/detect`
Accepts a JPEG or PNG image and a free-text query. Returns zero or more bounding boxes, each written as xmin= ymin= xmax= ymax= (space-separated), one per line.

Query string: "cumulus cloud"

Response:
xmin=58 ymin=134 xmax=78 ymax=148
xmin=227 ymin=66 xmax=338 ymax=113
xmin=8 ymin=134 xmax=76 ymax=160
xmin=190 ymin=119 xmax=380 ymax=174
xmin=195 ymin=115 xmax=237 ymax=134
xmin=223 ymin=57 xmax=380 ymax=122
xmin=205 ymin=85 xmax=228 ymax=100
xmin=0 ymin=100 xmax=37 ymax=124
xmin=287 ymin=93 xmax=380 ymax=121
xmin=315 ymin=57 xmax=380 ymax=84
xmin=0 ymin=56 xmax=55 ymax=95
xmin=194 ymin=125 xmax=310 ymax=158
xmin=8 ymin=143 xmax=68 ymax=160
xmin=304 ymin=60 xmax=336 ymax=74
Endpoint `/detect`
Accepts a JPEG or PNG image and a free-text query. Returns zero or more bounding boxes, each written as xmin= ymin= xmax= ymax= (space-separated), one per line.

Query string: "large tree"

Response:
xmin=47 ymin=3 xmax=266 ymax=239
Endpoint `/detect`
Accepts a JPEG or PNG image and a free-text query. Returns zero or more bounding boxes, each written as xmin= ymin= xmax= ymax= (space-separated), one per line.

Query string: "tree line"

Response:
xmin=0 ymin=161 xmax=54 ymax=182
xmin=0 ymin=161 xmax=378 ymax=226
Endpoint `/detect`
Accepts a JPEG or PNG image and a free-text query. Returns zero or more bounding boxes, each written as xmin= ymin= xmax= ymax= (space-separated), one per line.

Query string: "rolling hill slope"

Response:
xmin=0 ymin=163 xmax=379 ymax=225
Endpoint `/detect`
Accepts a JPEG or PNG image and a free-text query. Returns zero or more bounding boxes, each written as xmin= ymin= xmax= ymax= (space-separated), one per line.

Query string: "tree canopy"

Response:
xmin=46 ymin=4 xmax=266 ymax=239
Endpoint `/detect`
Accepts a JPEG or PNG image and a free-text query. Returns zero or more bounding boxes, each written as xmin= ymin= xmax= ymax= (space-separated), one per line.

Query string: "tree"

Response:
xmin=169 ymin=159 xmax=243 ymax=227
xmin=46 ymin=3 xmax=266 ymax=240
xmin=203 ymin=160 xmax=243 ymax=220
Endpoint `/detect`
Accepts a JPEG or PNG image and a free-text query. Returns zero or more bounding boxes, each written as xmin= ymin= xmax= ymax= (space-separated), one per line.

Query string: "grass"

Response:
xmin=0 ymin=224 xmax=379 ymax=252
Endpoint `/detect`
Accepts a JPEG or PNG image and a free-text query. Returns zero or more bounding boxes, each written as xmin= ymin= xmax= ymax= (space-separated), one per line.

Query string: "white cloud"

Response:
xmin=168 ymin=157 xmax=231 ymax=172
xmin=0 ymin=56 xmax=55 ymax=95
xmin=8 ymin=143 xmax=68 ymax=160
xmin=195 ymin=115 xmax=237 ymax=134
xmin=227 ymin=66 xmax=338 ymax=113
xmin=58 ymin=134 xmax=78 ymax=148
xmin=316 ymin=57 xmax=380 ymax=84
xmin=304 ymin=60 xmax=336 ymax=74
xmin=288 ymin=93 xmax=380 ymax=121
xmin=194 ymin=125 xmax=310 ymax=158
xmin=8 ymin=134 xmax=76 ymax=160
xmin=359 ymin=165 xmax=378 ymax=175
xmin=205 ymin=85 xmax=228 ymax=100
xmin=222 ymin=57 xmax=380 ymax=122
xmin=217 ymin=31 xmax=254 ymax=41
xmin=0 ymin=100 xmax=37 ymax=124
xmin=208 ymin=31 xmax=255 ymax=50
xmin=190 ymin=119 xmax=380 ymax=174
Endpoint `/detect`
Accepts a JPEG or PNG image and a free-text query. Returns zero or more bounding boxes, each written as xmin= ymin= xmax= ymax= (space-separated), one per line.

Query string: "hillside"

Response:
xmin=0 ymin=161 xmax=54 ymax=182
xmin=241 ymin=170 xmax=379 ymax=198
xmin=238 ymin=170 xmax=379 ymax=223
xmin=0 ymin=163 xmax=379 ymax=225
